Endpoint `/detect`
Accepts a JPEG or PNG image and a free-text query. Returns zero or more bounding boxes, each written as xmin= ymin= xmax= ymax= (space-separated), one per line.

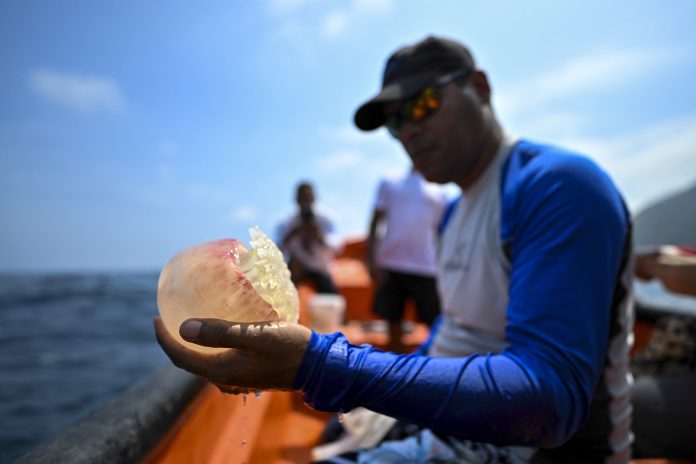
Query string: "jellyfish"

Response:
xmin=157 ymin=227 xmax=299 ymax=352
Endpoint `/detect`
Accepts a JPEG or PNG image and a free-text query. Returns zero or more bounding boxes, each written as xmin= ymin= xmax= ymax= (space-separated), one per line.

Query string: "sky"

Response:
xmin=1 ymin=0 xmax=695 ymax=272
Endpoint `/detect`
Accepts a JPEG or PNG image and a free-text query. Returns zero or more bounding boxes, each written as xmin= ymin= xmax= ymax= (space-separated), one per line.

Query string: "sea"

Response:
xmin=0 ymin=271 xmax=168 ymax=464
xmin=1 ymin=272 xmax=695 ymax=464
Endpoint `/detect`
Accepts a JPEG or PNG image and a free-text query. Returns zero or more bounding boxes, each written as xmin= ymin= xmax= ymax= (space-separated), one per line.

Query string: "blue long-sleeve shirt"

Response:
xmin=293 ymin=140 xmax=632 ymax=454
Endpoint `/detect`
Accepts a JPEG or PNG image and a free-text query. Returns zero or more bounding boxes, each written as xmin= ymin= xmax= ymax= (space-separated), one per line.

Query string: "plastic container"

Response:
xmin=308 ymin=294 xmax=346 ymax=333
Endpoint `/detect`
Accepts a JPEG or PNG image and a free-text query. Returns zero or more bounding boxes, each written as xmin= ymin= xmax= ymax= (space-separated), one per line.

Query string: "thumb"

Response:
xmin=180 ymin=318 xmax=309 ymax=352
xmin=179 ymin=318 xmax=266 ymax=349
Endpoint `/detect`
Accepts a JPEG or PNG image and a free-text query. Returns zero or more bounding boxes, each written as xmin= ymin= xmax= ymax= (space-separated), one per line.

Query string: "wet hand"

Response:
xmin=154 ymin=316 xmax=312 ymax=392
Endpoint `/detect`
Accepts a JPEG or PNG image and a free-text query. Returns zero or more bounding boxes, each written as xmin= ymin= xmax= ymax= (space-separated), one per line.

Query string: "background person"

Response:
xmin=366 ymin=167 xmax=448 ymax=353
xmin=276 ymin=181 xmax=339 ymax=294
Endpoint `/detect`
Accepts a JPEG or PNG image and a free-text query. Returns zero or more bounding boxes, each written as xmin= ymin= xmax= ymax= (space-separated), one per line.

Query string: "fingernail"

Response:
xmin=180 ymin=320 xmax=202 ymax=340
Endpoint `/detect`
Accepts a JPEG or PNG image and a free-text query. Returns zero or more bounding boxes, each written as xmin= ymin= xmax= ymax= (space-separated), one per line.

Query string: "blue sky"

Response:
xmin=1 ymin=0 xmax=695 ymax=272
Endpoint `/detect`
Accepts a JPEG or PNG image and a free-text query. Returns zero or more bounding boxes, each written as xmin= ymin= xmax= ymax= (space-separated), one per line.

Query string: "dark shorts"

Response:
xmin=373 ymin=270 xmax=440 ymax=326
xmin=305 ymin=270 xmax=339 ymax=294
xmin=287 ymin=256 xmax=339 ymax=294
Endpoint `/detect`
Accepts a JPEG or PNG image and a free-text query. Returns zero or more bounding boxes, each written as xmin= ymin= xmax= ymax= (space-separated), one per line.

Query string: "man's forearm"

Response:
xmin=294 ymin=332 xmax=572 ymax=448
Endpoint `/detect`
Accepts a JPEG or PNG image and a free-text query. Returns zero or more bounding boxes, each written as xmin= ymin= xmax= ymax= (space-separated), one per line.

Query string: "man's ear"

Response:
xmin=470 ymin=70 xmax=492 ymax=104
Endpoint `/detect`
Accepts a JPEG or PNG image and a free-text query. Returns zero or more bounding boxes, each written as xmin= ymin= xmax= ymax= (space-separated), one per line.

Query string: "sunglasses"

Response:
xmin=384 ymin=68 xmax=470 ymax=138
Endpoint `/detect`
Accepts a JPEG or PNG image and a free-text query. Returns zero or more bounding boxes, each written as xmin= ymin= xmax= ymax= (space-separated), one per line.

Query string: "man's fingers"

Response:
xmin=154 ymin=317 xmax=233 ymax=378
xmin=155 ymin=316 xmax=312 ymax=391
xmin=154 ymin=317 xmax=207 ymax=370
xmin=155 ymin=317 xmax=259 ymax=387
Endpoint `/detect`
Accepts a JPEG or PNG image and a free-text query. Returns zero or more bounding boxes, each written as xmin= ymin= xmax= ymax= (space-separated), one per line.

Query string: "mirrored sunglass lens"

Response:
xmin=409 ymin=87 xmax=439 ymax=122
xmin=384 ymin=86 xmax=440 ymax=137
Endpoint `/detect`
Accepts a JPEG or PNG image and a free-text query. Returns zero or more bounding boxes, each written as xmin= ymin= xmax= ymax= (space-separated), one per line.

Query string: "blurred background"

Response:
xmin=1 ymin=0 xmax=695 ymax=462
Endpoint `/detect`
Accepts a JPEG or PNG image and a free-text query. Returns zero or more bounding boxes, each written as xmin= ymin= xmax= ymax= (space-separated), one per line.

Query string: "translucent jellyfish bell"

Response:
xmin=157 ymin=227 xmax=299 ymax=352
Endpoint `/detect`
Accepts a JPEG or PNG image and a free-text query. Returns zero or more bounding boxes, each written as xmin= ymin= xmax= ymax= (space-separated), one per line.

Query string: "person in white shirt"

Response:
xmin=367 ymin=168 xmax=449 ymax=352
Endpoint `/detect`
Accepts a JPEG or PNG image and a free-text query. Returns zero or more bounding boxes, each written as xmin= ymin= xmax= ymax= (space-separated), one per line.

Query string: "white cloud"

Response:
xmin=494 ymin=46 xmax=696 ymax=214
xmin=313 ymin=123 xmax=457 ymax=238
xmin=267 ymin=0 xmax=394 ymax=40
xmin=316 ymin=148 xmax=364 ymax=173
xmin=320 ymin=124 xmax=385 ymax=143
xmin=321 ymin=10 xmax=350 ymax=39
xmin=497 ymin=48 xmax=677 ymax=118
xmin=317 ymin=125 xmax=410 ymax=177
xmin=158 ymin=142 xmax=181 ymax=157
xmin=319 ymin=0 xmax=394 ymax=39
xmin=353 ymin=0 xmax=393 ymax=14
xmin=155 ymin=162 xmax=174 ymax=180
xmin=553 ymin=116 xmax=696 ymax=213
xmin=227 ymin=205 xmax=258 ymax=223
xmin=29 ymin=69 xmax=126 ymax=113
xmin=185 ymin=183 xmax=231 ymax=204
xmin=505 ymin=109 xmax=696 ymax=214
xmin=506 ymin=111 xmax=587 ymax=141
xmin=267 ymin=0 xmax=314 ymax=15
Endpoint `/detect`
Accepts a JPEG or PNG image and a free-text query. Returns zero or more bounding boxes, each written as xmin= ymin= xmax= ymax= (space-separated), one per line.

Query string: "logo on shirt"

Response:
xmin=441 ymin=240 xmax=470 ymax=273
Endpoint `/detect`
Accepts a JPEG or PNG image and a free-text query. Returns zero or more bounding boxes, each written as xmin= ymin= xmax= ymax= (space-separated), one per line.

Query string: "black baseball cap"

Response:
xmin=354 ymin=35 xmax=476 ymax=131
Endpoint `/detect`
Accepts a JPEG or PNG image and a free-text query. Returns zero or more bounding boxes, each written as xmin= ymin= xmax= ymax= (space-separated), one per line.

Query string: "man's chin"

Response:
xmin=419 ymin=168 xmax=449 ymax=184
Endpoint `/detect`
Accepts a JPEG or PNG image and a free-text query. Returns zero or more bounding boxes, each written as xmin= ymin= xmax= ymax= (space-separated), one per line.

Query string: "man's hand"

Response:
xmin=634 ymin=246 xmax=696 ymax=297
xmin=634 ymin=250 xmax=659 ymax=281
xmin=154 ymin=317 xmax=312 ymax=393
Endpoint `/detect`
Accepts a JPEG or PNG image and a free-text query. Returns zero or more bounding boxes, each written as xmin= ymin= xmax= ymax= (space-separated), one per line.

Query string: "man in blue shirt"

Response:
xmin=156 ymin=36 xmax=633 ymax=463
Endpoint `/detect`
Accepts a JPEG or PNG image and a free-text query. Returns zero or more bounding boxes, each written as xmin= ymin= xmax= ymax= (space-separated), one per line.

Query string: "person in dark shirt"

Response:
xmin=277 ymin=181 xmax=339 ymax=294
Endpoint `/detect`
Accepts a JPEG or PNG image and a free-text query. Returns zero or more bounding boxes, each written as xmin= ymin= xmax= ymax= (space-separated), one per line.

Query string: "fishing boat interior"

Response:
xmin=17 ymin=238 xmax=696 ymax=464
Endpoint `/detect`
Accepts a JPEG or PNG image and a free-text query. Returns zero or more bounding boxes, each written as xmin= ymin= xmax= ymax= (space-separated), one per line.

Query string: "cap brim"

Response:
xmin=353 ymin=71 xmax=438 ymax=131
